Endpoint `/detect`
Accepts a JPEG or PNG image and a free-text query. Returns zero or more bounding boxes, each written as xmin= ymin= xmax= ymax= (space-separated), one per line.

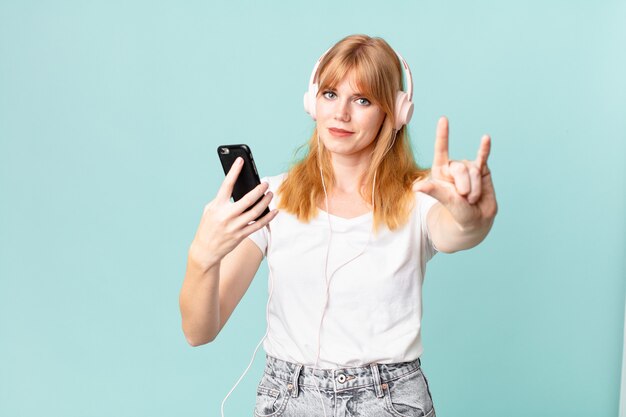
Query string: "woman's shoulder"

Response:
xmin=411 ymin=191 xmax=439 ymax=221
xmin=413 ymin=190 xmax=437 ymax=205
xmin=260 ymin=172 xmax=287 ymax=192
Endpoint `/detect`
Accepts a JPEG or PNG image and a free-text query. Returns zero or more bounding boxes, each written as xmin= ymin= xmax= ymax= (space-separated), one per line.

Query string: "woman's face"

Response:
xmin=315 ymin=73 xmax=386 ymax=163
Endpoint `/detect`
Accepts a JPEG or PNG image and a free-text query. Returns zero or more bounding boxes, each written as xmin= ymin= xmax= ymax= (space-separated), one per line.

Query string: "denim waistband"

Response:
xmin=263 ymin=355 xmax=422 ymax=392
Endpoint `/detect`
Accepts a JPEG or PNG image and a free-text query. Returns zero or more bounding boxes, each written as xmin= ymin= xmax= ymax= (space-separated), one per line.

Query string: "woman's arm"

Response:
xmin=425 ymin=201 xmax=495 ymax=253
xmin=180 ymin=238 xmax=264 ymax=346
xmin=179 ymin=157 xmax=278 ymax=346
xmin=414 ymin=116 xmax=498 ymax=253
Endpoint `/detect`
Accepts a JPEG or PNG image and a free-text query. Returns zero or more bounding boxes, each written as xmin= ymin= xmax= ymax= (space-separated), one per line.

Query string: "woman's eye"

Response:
xmin=322 ymin=91 xmax=336 ymax=99
xmin=356 ymin=97 xmax=371 ymax=106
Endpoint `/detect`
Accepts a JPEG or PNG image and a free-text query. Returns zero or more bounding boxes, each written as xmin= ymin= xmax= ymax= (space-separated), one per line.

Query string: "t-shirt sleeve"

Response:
xmin=247 ymin=226 xmax=268 ymax=256
xmin=416 ymin=192 xmax=439 ymax=260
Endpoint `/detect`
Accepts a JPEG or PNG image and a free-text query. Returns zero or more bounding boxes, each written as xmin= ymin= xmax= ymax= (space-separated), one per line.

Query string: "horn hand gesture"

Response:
xmin=413 ymin=116 xmax=498 ymax=252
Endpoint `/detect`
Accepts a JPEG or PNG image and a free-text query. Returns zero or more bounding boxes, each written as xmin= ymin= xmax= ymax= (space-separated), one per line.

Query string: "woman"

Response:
xmin=180 ymin=34 xmax=497 ymax=417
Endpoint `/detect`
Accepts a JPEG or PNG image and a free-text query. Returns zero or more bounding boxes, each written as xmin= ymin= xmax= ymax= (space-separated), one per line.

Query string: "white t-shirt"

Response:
xmin=248 ymin=173 xmax=439 ymax=368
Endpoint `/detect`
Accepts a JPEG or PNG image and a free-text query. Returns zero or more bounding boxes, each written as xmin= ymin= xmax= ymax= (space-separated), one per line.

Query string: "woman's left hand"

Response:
xmin=413 ymin=116 xmax=498 ymax=229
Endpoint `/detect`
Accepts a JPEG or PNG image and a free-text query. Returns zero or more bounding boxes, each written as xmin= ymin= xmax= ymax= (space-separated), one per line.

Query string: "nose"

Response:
xmin=334 ymin=99 xmax=350 ymax=122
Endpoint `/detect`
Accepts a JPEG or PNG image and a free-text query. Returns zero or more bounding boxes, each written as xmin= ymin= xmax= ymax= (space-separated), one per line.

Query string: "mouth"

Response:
xmin=328 ymin=127 xmax=354 ymax=137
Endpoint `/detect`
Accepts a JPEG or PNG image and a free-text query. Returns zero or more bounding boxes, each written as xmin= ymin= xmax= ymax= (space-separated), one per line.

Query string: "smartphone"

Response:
xmin=217 ymin=144 xmax=270 ymax=220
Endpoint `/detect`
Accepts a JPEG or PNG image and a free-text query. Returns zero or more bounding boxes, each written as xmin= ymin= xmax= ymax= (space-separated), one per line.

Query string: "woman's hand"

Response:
xmin=189 ymin=157 xmax=278 ymax=269
xmin=413 ymin=116 xmax=497 ymax=231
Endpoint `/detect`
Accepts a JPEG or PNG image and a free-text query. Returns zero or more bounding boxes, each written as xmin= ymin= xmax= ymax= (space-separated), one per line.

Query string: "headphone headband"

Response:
xmin=397 ymin=53 xmax=413 ymax=101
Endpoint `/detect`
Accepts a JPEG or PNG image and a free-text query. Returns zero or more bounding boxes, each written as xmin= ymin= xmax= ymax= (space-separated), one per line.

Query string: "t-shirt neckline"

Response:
xmin=316 ymin=208 xmax=373 ymax=223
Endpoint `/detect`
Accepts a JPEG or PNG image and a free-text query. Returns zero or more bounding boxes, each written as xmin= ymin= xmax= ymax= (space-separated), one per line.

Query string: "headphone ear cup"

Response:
xmin=303 ymin=83 xmax=318 ymax=120
xmin=394 ymin=91 xmax=414 ymax=130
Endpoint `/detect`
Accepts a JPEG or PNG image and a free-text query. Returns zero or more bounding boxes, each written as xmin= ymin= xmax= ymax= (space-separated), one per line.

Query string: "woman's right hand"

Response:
xmin=189 ymin=157 xmax=278 ymax=269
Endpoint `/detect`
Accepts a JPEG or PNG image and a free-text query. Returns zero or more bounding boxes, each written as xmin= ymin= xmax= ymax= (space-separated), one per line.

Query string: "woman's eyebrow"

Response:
xmin=322 ymin=86 xmax=367 ymax=97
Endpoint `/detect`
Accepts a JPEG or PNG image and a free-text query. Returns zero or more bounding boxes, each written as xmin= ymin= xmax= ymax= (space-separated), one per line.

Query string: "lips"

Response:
xmin=328 ymin=127 xmax=354 ymax=137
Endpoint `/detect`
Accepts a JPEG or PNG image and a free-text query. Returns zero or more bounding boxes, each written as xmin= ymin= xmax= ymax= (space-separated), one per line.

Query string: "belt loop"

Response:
xmin=370 ymin=363 xmax=384 ymax=398
xmin=290 ymin=364 xmax=303 ymax=398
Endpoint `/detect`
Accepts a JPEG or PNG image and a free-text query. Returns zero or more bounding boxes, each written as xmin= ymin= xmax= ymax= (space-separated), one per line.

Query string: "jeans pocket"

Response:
xmin=254 ymin=374 xmax=290 ymax=417
xmin=384 ymin=369 xmax=434 ymax=417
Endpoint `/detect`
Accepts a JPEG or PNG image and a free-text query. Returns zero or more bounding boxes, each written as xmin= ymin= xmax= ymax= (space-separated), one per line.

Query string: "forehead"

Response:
xmin=322 ymin=70 xmax=368 ymax=94
xmin=330 ymin=73 xmax=363 ymax=93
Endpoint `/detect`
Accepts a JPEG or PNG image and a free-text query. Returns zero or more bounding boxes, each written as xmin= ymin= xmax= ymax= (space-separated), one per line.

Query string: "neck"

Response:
xmin=330 ymin=154 xmax=371 ymax=193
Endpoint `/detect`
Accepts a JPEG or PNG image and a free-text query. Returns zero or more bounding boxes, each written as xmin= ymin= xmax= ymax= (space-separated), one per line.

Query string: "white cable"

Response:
xmin=311 ymin=135 xmax=378 ymax=415
xmin=220 ymin=224 xmax=275 ymax=417
xmin=313 ymin=136 xmax=331 ymax=417
xmin=222 ymin=128 xmax=395 ymax=416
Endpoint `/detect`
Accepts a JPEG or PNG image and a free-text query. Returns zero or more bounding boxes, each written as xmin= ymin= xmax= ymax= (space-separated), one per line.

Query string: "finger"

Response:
xmin=233 ymin=181 xmax=270 ymax=213
xmin=467 ymin=164 xmax=482 ymax=204
xmin=475 ymin=135 xmax=491 ymax=172
xmin=242 ymin=208 xmax=279 ymax=236
xmin=413 ymin=179 xmax=451 ymax=205
xmin=432 ymin=116 xmax=450 ymax=168
xmin=480 ymin=170 xmax=496 ymax=200
xmin=449 ymin=161 xmax=470 ymax=196
xmin=477 ymin=172 xmax=498 ymax=218
xmin=216 ymin=157 xmax=244 ymax=201
xmin=239 ymin=191 xmax=274 ymax=225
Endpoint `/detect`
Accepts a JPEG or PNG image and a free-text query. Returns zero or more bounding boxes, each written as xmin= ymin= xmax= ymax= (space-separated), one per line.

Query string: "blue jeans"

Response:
xmin=254 ymin=355 xmax=436 ymax=417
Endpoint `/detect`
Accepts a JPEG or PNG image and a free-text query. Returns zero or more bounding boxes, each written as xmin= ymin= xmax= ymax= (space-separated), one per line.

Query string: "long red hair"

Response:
xmin=278 ymin=35 xmax=429 ymax=230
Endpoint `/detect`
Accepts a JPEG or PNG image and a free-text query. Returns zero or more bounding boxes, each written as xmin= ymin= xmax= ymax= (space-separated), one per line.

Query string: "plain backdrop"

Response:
xmin=1 ymin=1 xmax=625 ymax=416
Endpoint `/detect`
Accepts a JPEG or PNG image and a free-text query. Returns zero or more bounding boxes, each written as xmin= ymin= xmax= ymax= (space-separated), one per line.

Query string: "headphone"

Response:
xmin=303 ymin=48 xmax=415 ymax=131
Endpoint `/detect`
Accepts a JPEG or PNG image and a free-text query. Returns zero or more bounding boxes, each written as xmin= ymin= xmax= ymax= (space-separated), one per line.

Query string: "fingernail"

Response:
xmin=236 ymin=157 xmax=243 ymax=165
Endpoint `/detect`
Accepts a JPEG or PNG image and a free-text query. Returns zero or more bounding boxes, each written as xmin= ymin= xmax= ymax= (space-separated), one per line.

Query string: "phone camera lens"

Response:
xmin=219 ymin=148 xmax=230 ymax=155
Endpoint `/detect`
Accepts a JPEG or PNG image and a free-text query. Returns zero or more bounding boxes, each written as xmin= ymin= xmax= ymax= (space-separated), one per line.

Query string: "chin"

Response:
xmin=321 ymin=137 xmax=351 ymax=152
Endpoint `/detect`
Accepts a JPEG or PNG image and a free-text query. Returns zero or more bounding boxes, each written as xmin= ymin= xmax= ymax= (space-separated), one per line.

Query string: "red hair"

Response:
xmin=278 ymin=35 xmax=429 ymax=230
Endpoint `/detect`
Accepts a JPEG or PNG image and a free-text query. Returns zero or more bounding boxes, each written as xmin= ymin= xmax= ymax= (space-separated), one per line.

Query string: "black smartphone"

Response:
xmin=217 ymin=144 xmax=270 ymax=220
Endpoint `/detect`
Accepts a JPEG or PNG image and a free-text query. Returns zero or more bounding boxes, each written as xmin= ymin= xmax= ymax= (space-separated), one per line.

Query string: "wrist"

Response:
xmin=188 ymin=242 xmax=221 ymax=273
xmin=455 ymin=215 xmax=494 ymax=235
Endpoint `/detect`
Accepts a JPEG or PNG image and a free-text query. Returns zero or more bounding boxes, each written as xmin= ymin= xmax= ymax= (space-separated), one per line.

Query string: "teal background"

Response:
xmin=1 ymin=1 xmax=625 ymax=416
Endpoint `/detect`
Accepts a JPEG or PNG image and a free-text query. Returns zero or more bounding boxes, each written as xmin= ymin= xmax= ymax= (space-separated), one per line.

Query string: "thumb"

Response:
xmin=413 ymin=179 xmax=448 ymax=204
